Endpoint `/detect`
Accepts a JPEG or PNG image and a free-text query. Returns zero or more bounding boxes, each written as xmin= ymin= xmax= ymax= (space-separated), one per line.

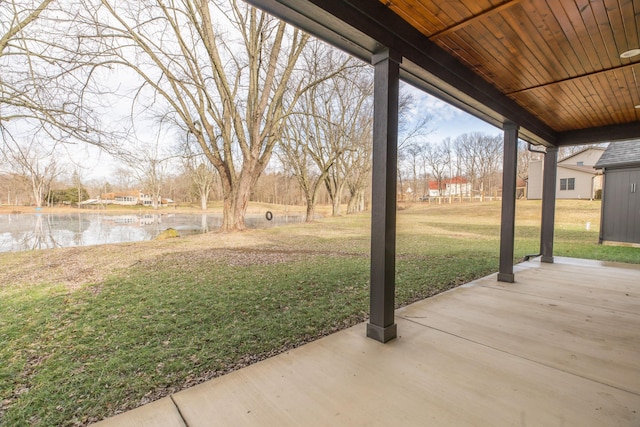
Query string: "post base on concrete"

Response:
xmin=367 ymin=322 xmax=397 ymax=343
xmin=541 ymin=256 xmax=554 ymax=263
xmin=497 ymin=273 xmax=515 ymax=283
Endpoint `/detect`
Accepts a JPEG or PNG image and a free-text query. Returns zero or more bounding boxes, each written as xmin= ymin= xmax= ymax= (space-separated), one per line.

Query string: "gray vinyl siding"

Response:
xmin=601 ymin=167 xmax=640 ymax=244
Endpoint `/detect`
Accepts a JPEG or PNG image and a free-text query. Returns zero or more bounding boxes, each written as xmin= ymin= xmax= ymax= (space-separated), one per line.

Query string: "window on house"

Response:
xmin=560 ymin=178 xmax=575 ymax=191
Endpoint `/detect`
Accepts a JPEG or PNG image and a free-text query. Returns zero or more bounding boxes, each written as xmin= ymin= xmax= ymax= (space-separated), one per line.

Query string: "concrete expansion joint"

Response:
xmin=170 ymin=395 xmax=189 ymax=427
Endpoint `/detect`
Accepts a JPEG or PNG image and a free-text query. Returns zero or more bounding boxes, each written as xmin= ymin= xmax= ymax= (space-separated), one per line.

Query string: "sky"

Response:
xmin=404 ymin=84 xmax=500 ymax=143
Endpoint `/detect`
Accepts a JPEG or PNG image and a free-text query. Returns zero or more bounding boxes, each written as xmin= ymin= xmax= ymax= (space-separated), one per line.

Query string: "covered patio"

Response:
xmin=96 ymin=257 xmax=640 ymax=426
xmin=244 ymin=0 xmax=640 ymax=342
xmin=95 ymin=1 xmax=639 ymax=424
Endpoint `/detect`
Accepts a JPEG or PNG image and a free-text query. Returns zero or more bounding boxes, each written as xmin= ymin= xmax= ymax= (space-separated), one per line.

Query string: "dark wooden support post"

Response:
xmin=498 ymin=122 xmax=519 ymax=283
xmin=367 ymin=48 xmax=400 ymax=343
xmin=540 ymin=146 xmax=558 ymax=263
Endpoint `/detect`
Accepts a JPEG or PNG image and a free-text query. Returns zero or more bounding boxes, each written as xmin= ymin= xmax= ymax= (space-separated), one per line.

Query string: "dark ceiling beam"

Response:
xmin=557 ymin=122 xmax=640 ymax=146
xmin=430 ymin=0 xmax=522 ymax=40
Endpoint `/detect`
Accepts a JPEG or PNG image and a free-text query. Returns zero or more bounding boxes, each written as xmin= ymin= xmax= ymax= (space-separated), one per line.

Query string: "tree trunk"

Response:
xmin=200 ymin=191 xmax=208 ymax=211
xmin=219 ymin=167 xmax=257 ymax=232
xmin=305 ymin=198 xmax=315 ymax=222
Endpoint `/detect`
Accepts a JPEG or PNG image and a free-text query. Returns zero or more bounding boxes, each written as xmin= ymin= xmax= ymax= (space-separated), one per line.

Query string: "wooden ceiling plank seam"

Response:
xmin=548 ymin=82 xmax=595 ymax=130
xmin=632 ymin=64 xmax=640 ymax=110
xmin=561 ymin=0 xmax=608 ymax=72
xmin=484 ymin=11 xmax=550 ymax=89
xmin=383 ymin=0 xmax=454 ymax=36
xmin=430 ymin=0 xmax=521 ymax=39
xmin=507 ymin=92 xmax=561 ymax=129
xmin=455 ymin=0 xmax=494 ymax=15
xmin=535 ymin=0 xmax=586 ymax=77
xmin=594 ymin=71 xmax=626 ymax=124
xmin=613 ymin=67 xmax=639 ymax=122
xmin=442 ymin=22 xmax=538 ymax=93
xmin=498 ymin=3 xmax=568 ymax=86
xmin=448 ymin=12 xmax=538 ymax=92
xmin=545 ymin=0 xmax=600 ymax=73
xmin=617 ymin=68 xmax=637 ymax=122
xmin=432 ymin=0 xmax=470 ymax=28
xmin=518 ymin=0 xmax=580 ymax=79
xmin=588 ymin=0 xmax=624 ymax=69
xmin=435 ymin=23 xmax=523 ymax=91
xmin=608 ymin=0 xmax=638 ymax=56
xmin=549 ymin=80 xmax=590 ymax=130
xmin=406 ymin=0 xmax=456 ymax=31
xmin=423 ymin=8 xmax=522 ymax=86
xmin=602 ymin=71 xmax=630 ymax=123
xmin=624 ymin=67 xmax=640 ymax=121
xmin=573 ymin=76 xmax=609 ymax=128
xmin=561 ymin=71 xmax=621 ymax=129
xmin=576 ymin=0 xmax=615 ymax=70
xmin=636 ymin=0 xmax=640 ymax=50
xmin=511 ymin=81 xmax=598 ymax=131
xmin=433 ymin=34 xmax=496 ymax=81
xmin=609 ymin=68 xmax=637 ymax=123
xmin=546 ymin=83 xmax=584 ymax=131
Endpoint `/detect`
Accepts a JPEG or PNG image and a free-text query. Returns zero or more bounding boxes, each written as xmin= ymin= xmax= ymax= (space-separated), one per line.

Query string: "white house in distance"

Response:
xmin=428 ymin=176 xmax=472 ymax=198
xmin=98 ymin=190 xmax=163 ymax=206
xmin=527 ymin=147 xmax=605 ymax=200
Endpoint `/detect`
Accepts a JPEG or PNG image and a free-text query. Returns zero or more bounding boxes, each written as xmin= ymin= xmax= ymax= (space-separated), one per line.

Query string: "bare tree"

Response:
xmin=279 ymin=44 xmax=371 ymax=219
xmin=279 ymin=115 xmax=325 ymax=222
xmin=0 ymin=136 xmax=63 ymax=207
xmin=319 ymin=65 xmax=373 ymax=216
xmin=475 ymin=134 xmax=502 ymax=200
xmin=1 ymin=0 xmax=108 ymax=149
xmin=83 ymin=0 xmax=311 ymax=230
xmin=125 ymin=142 xmax=176 ymax=209
xmin=422 ymin=142 xmax=447 ymax=196
xmin=454 ymin=133 xmax=480 ymax=197
xmin=344 ymin=111 xmax=373 ymax=214
xmin=183 ymin=156 xmax=218 ymax=211
xmin=403 ymin=143 xmax=425 ymax=200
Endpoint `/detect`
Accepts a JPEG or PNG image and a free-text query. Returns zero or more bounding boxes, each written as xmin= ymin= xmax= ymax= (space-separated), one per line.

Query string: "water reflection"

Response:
xmin=0 ymin=212 xmax=304 ymax=253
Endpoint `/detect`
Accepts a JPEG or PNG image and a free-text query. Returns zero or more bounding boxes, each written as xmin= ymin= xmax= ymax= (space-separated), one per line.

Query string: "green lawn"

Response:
xmin=1 ymin=200 xmax=638 ymax=425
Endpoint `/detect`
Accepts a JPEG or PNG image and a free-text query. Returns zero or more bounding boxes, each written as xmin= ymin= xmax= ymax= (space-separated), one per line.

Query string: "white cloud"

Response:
xmin=402 ymin=85 xmax=500 ymax=143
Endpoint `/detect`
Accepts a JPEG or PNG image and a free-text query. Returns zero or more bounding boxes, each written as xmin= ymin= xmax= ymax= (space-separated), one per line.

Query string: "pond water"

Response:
xmin=0 ymin=212 xmax=305 ymax=253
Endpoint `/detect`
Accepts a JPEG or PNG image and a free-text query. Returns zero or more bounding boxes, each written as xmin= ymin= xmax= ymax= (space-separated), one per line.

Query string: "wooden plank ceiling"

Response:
xmin=382 ymin=0 xmax=640 ymax=133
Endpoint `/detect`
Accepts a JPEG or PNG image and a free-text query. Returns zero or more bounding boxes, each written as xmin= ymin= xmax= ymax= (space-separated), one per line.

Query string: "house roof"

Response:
xmin=595 ymin=139 xmax=640 ymax=169
xmin=558 ymin=147 xmax=606 ymax=164
xmin=247 ymin=0 xmax=640 ymax=147
xmin=558 ymin=164 xmax=601 ymax=175
xmin=428 ymin=176 xmax=468 ymax=190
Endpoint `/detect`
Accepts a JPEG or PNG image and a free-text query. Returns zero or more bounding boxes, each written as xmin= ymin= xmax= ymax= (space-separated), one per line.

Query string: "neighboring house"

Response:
xmin=99 ymin=190 xmax=162 ymax=206
xmin=595 ymin=139 xmax=640 ymax=246
xmin=527 ymin=147 xmax=604 ymax=200
xmin=427 ymin=176 xmax=472 ymax=197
